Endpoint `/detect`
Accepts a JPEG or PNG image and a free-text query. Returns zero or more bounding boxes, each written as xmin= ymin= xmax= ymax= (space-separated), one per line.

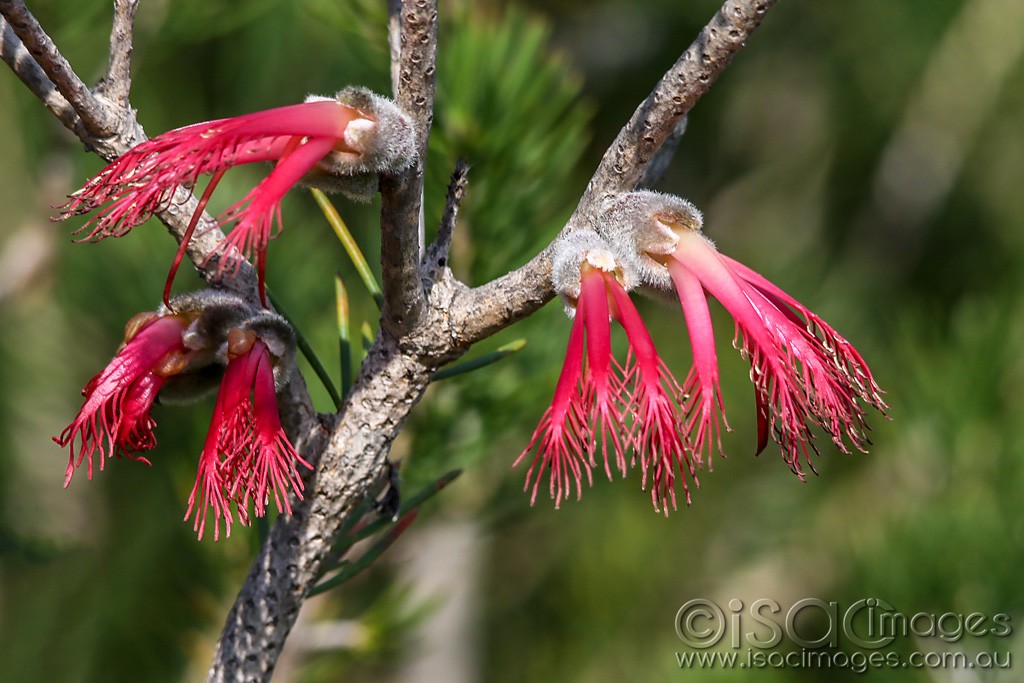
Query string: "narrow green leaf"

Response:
xmin=361 ymin=321 xmax=375 ymax=355
xmin=433 ymin=338 xmax=527 ymax=380
xmin=311 ymin=188 xmax=384 ymax=310
xmin=309 ymin=511 xmax=420 ymax=597
xmin=321 ymin=469 xmax=462 ymax=575
xmin=335 ymin=274 xmax=353 ymax=400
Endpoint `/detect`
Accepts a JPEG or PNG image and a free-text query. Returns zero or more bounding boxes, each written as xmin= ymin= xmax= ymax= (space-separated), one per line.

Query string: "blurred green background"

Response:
xmin=2 ymin=0 xmax=1023 ymax=681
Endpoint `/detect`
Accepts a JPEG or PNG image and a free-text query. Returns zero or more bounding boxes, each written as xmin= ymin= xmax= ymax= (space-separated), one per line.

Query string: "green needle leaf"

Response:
xmin=335 ymin=274 xmax=353 ymax=400
xmin=433 ymin=338 xmax=527 ymax=380
xmin=361 ymin=321 xmax=375 ymax=356
xmin=315 ymin=469 xmax=463 ymax=594
xmin=311 ymin=188 xmax=384 ymax=310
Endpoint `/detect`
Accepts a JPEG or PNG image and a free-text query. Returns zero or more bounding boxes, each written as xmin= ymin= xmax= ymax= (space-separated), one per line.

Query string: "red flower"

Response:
xmin=601 ymin=190 xmax=886 ymax=477
xmin=59 ymin=89 xmax=414 ymax=303
xmin=55 ymin=313 xmax=192 ymax=486
xmin=668 ymin=229 xmax=886 ymax=475
xmin=517 ymin=241 xmax=694 ymax=512
xmin=606 ymin=274 xmax=695 ymax=513
xmin=186 ymin=328 xmax=311 ymax=541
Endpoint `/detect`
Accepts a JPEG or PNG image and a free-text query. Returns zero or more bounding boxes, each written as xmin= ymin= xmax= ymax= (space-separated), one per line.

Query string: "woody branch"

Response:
xmin=0 ymin=0 xmax=777 ymax=679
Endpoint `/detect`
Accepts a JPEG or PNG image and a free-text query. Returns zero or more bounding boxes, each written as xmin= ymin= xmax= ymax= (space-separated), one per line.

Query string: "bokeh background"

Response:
xmin=2 ymin=0 xmax=1023 ymax=681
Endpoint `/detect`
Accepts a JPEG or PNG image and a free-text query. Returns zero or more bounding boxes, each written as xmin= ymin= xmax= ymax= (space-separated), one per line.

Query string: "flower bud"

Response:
xmin=302 ymin=87 xmax=418 ymax=201
xmin=156 ymin=290 xmax=260 ymax=404
xmin=597 ymin=190 xmax=704 ymax=289
xmin=237 ymin=311 xmax=296 ymax=390
xmin=551 ymin=229 xmax=637 ymax=316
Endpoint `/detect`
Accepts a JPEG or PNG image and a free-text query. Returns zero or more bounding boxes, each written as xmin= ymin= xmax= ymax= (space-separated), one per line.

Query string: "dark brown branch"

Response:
xmin=0 ymin=16 xmax=79 ymax=132
xmin=378 ymin=0 xmax=437 ymax=339
xmin=0 ymin=0 xmax=119 ymax=136
xmin=96 ymin=0 xmax=138 ymax=111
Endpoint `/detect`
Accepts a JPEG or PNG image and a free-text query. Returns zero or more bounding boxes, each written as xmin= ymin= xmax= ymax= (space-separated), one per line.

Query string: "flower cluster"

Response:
xmin=518 ymin=191 xmax=886 ymax=512
xmin=55 ymin=291 xmax=311 ymax=540
xmin=59 ymin=87 xmax=416 ymax=304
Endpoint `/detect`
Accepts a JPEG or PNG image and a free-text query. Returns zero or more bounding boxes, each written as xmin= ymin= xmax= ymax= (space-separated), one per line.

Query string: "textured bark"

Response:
xmin=0 ymin=0 xmax=778 ymax=680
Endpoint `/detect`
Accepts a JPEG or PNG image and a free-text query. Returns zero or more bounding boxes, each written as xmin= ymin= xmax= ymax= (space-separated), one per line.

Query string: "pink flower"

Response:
xmin=518 ymin=241 xmax=695 ymax=512
xmin=55 ymin=313 xmax=192 ymax=486
xmin=606 ymin=273 xmax=696 ymax=513
xmin=668 ymin=229 xmax=886 ymax=475
xmin=59 ymin=89 xmax=415 ymax=303
xmin=602 ymin=190 xmax=886 ymax=477
xmin=186 ymin=328 xmax=311 ymax=541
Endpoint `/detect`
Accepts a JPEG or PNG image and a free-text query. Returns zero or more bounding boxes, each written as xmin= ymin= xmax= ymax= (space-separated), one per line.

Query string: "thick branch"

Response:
xmin=379 ymin=0 xmax=437 ymax=338
xmin=208 ymin=334 xmax=439 ymax=682
xmin=584 ymin=0 xmax=775 ymax=203
xmin=0 ymin=0 xmax=119 ymax=136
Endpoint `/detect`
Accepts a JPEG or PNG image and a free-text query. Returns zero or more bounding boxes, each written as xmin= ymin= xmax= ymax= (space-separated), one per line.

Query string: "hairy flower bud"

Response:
xmin=550 ymin=229 xmax=637 ymax=316
xmin=237 ymin=310 xmax=296 ymax=390
xmin=597 ymin=189 xmax=703 ymax=289
xmin=302 ymin=86 xmax=418 ymax=201
xmin=157 ymin=290 xmax=261 ymax=404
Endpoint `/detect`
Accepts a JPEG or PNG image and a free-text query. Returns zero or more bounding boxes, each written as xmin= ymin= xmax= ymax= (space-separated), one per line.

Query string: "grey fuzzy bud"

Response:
xmin=302 ymin=87 xmax=417 ymax=201
xmin=597 ymin=190 xmax=704 ymax=290
xmin=240 ymin=311 xmax=296 ymax=390
xmin=156 ymin=290 xmax=260 ymax=403
xmin=551 ymin=229 xmax=637 ymax=317
xmin=161 ymin=290 xmax=258 ymax=357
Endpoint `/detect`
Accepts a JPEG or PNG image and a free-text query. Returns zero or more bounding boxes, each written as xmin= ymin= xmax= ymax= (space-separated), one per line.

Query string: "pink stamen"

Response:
xmin=186 ymin=339 xmax=311 ymax=540
xmin=606 ymin=275 xmax=695 ymax=514
xmin=56 ymin=315 xmax=189 ymax=486
xmin=579 ymin=268 xmax=630 ymax=479
xmin=515 ymin=304 xmax=591 ymax=507
xmin=667 ymin=258 xmax=728 ymax=469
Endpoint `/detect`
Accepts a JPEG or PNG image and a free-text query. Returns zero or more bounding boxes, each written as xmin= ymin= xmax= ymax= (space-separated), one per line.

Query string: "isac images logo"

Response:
xmin=674 ymin=598 xmax=1013 ymax=674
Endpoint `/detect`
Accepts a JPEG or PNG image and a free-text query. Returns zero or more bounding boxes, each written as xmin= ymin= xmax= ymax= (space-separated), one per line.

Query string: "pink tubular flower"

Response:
xmin=517 ymin=237 xmax=694 ymax=512
xmin=669 ymin=231 xmax=886 ymax=475
xmin=602 ymin=190 xmax=886 ymax=477
xmin=59 ymin=88 xmax=415 ymax=303
xmin=186 ymin=328 xmax=311 ymax=541
xmin=55 ymin=313 xmax=192 ymax=486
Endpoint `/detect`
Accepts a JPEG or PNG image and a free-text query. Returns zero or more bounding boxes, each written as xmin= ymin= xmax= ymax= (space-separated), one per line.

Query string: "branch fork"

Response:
xmin=0 ymin=0 xmax=778 ymax=679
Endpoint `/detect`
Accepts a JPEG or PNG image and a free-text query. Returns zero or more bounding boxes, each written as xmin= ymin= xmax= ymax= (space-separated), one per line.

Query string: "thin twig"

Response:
xmin=425 ymin=160 xmax=470 ymax=278
xmin=378 ymin=0 xmax=437 ymax=338
xmin=97 ymin=0 xmax=139 ymax=111
xmin=0 ymin=0 xmax=118 ymax=136
xmin=0 ymin=17 xmax=79 ymax=132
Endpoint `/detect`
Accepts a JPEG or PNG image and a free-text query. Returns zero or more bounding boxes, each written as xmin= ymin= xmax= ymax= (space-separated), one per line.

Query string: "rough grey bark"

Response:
xmin=0 ymin=0 xmax=778 ymax=680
